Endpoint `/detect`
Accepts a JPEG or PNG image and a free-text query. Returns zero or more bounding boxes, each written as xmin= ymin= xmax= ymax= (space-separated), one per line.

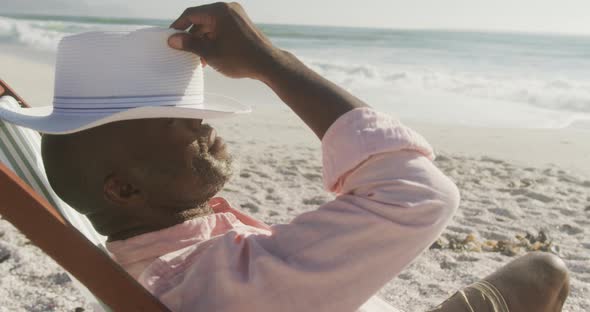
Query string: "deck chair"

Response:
xmin=0 ymin=80 xmax=171 ymax=311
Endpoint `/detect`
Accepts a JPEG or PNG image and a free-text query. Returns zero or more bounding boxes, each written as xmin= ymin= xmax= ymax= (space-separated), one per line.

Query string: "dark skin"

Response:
xmin=43 ymin=2 xmax=367 ymax=244
xmin=100 ymin=118 xmax=233 ymax=240
xmin=42 ymin=2 xmax=569 ymax=311
xmin=167 ymin=2 xmax=368 ymax=139
xmin=167 ymin=4 xmax=569 ymax=311
xmin=86 ymin=2 xmax=366 ymax=240
xmin=42 ymin=117 xmax=233 ymax=241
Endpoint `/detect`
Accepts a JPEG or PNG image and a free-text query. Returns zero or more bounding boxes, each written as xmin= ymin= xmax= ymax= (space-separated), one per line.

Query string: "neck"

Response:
xmin=105 ymin=204 xmax=215 ymax=242
xmin=108 ymin=225 xmax=163 ymax=242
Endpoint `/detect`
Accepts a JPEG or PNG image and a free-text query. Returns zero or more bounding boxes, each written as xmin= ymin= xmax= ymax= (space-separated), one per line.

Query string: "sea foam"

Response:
xmin=2 ymin=15 xmax=590 ymax=129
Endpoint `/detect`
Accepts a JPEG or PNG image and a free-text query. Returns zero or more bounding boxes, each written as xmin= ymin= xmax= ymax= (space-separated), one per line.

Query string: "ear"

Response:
xmin=103 ymin=174 xmax=145 ymax=209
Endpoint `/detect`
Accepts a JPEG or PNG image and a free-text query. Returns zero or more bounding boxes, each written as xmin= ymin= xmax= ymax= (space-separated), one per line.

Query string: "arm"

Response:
xmin=143 ymin=108 xmax=461 ymax=311
xmin=165 ymin=3 xmax=460 ymax=311
xmin=168 ymin=2 xmax=367 ymax=139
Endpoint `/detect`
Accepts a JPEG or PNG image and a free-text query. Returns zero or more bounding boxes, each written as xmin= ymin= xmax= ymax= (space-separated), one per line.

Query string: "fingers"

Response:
xmin=168 ymin=33 xmax=210 ymax=58
xmin=189 ymin=24 xmax=205 ymax=36
xmin=169 ymin=3 xmax=223 ymax=30
xmin=169 ymin=3 xmax=231 ymax=66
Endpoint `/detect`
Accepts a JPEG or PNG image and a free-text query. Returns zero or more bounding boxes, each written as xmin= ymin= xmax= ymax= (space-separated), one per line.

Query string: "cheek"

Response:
xmin=173 ymin=165 xmax=212 ymax=195
xmin=167 ymin=171 xmax=201 ymax=194
xmin=141 ymin=168 xmax=194 ymax=201
xmin=176 ymin=175 xmax=204 ymax=195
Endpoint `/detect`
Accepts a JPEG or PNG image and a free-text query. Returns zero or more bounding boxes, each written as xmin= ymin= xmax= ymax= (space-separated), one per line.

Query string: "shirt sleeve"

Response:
xmin=146 ymin=108 xmax=460 ymax=312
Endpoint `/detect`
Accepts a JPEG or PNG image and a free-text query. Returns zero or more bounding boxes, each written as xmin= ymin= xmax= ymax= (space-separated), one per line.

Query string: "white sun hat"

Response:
xmin=0 ymin=27 xmax=251 ymax=134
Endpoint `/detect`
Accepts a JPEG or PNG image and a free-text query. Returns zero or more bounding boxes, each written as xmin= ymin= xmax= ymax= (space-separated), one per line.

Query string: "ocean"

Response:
xmin=1 ymin=14 xmax=590 ymax=129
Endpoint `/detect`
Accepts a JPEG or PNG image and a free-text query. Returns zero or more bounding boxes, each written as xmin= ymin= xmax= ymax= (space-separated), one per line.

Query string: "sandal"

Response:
xmin=428 ymin=280 xmax=509 ymax=312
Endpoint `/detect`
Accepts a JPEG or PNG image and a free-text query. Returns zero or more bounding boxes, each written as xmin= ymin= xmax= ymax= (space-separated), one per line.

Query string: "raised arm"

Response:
xmin=166 ymin=3 xmax=460 ymax=311
xmin=168 ymin=2 xmax=367 ymax=139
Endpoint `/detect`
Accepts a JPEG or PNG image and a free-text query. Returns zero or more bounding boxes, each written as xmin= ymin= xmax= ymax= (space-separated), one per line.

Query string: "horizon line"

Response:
xmin=1 ymin=11 xmax=590 ymax=38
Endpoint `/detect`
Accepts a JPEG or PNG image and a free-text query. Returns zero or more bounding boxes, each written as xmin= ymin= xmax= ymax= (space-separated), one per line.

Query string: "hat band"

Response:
xmin=52 ymin=94 xmax=205 ymax=114
xmin=53 ymin=94 xmax=204 ymax=106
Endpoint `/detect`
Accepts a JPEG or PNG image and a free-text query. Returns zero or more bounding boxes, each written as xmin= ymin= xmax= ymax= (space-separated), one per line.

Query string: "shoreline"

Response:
xmin=1 ymin=46 xmax=588 ymax=178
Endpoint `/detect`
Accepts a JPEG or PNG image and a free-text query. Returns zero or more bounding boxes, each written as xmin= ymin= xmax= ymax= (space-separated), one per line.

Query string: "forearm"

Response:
xmin=259 ymin=49 xmax=369 ymax=140
xmin=168 ymin=3 xmax=368 ymax=139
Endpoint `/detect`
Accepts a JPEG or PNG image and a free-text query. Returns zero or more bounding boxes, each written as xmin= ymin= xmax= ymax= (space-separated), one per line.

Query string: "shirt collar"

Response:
xmin=105 ymin=197 xmax=270 ymax=266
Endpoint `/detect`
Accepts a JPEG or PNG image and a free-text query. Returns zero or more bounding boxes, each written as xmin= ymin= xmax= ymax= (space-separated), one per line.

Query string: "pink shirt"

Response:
xmin=107 ymin=108 xmax=460 ymax=312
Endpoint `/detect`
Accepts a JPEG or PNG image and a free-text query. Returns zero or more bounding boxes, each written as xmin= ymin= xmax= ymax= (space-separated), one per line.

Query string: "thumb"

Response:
xmin=168 ymin=33 xmax=209 ymax=57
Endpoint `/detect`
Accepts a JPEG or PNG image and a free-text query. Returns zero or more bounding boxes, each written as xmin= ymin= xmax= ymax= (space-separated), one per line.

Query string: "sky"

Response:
xmin=1 ymin=0 xmax=589 ymax=35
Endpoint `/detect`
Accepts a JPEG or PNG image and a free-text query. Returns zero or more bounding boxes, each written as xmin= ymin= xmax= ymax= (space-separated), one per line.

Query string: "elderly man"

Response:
xmin=39 ymin=3 xmax=569 ymax=311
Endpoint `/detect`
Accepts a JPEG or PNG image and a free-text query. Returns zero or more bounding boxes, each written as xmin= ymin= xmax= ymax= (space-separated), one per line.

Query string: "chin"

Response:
xmin=174 ymin=206 xmax=214 ymax=221
xmin=189 ymin=149 xmax=233 ymax=206
xmin=204 ymin=178 xmax=229 ymax=200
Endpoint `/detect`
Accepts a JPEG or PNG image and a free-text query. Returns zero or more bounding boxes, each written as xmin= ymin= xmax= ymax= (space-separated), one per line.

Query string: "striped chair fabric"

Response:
xmin=0 ymin=95 xmax=109 ymax=311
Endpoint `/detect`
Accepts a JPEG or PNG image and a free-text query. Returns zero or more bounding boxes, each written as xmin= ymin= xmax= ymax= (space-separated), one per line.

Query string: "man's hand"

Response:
xmin=170 ymin=2 xmax=368 ymax=139
xmin=169 ymin=2 xmax=277 ymax=80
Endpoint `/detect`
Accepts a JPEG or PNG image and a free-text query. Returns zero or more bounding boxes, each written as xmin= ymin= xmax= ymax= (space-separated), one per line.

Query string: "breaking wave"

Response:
xmin=2 ymin=14 xmax=590 ymax=129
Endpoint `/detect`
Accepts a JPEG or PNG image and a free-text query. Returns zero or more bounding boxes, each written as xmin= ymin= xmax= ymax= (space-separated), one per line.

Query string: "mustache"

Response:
xmin=191 ymin=123 xmax=215 ymax=155
xmin=190 ymin=149 xmax=234 ymax=207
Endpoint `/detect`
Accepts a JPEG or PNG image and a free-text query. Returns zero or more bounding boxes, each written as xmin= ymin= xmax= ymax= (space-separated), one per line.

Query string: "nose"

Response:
xmin=186 ymin=119 xmax=203 ymax=131
xmin=191 ymin=122 xmax=215 ymax=147
xmin=208 ymin=128 xmax=217 ymax=148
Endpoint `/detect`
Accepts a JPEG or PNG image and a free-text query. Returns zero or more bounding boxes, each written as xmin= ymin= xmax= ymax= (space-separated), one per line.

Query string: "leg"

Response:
xmin=428 ymin=252 xmax=570 ymax=312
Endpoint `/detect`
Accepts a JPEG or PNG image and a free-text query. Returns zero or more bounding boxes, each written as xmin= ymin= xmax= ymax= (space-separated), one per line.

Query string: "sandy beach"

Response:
xmin=1 ymin=50 xmax=589 ymax=311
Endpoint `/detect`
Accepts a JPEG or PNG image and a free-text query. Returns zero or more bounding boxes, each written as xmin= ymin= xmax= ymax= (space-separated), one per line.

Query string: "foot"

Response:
xmin=430 ymin=252 xmax=570 ymax=312
xmin=479 ymin=252 xmax=570 ymax=312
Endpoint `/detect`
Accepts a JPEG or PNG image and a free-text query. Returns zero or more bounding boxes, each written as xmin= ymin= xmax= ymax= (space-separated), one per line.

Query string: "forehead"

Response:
xmin=111 ymin=118 xmax=203 ymax=133
xmin=113 ymin=118 xmax=205 ymax=149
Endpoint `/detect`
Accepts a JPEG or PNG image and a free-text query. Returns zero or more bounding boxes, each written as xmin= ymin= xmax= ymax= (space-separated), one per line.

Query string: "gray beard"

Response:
xmin=191 ymin=151 xmax=234 ymax=205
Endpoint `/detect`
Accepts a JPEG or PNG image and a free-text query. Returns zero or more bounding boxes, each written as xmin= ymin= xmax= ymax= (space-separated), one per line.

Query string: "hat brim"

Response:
xmin=0 ymin=93 xmax=251 ymax=134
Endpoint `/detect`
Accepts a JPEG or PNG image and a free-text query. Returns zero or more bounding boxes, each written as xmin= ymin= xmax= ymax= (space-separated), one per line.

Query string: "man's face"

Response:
xmin=114 ymin=118 xmax=233 ymax=225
